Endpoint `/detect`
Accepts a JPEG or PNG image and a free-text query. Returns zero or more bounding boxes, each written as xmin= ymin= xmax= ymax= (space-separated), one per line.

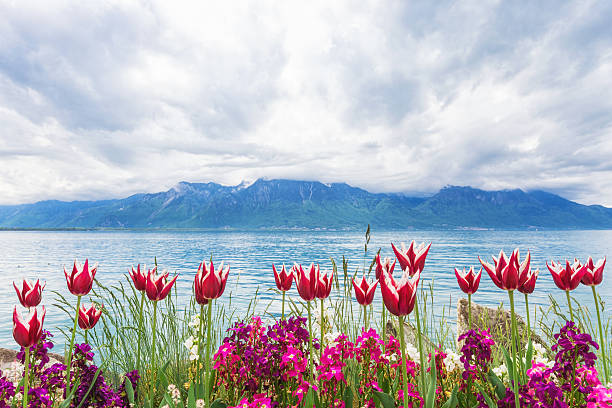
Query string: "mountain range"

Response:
xmin=1 ymin=179 xmax=612 ymax=230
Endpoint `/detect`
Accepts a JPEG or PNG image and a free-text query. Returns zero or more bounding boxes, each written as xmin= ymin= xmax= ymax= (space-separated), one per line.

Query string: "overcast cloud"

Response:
xmin=1 ymin=0 xmax=611 ymax=205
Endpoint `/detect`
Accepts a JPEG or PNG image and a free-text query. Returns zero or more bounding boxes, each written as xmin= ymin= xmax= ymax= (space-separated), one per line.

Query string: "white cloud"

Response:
xmin=0 ymin=0 xmax=611 ymax=205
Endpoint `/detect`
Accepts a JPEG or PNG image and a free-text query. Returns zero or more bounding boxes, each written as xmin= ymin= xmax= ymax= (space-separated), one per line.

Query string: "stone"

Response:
xmin=386 ymin=318 xmax=435 ymax=351
xmin=456 ymin=298 xmax=547 ymax=352
xmin=0 ymin=347 xmax=63 ymax=371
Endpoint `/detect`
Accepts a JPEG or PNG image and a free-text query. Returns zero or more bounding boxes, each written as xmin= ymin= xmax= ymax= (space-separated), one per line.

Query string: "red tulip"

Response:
xmin=546 ymin=260 xmax=587 ymax=291
xmin=478 ymin=249 xmax=521 ymax=291
xmin=129 ymin=264 xmax=148 ymax=292
xmin=146 ymin=267 xmax=179 ymax=301
xmin=194 ymin=259 xmax=230 ymax=302
xmin=518 ymin=268 xmax=539 ymax=294
xmin=379 ymin=268 xmax=421 ymax=316
xmin=273 ymin=264 xmax=293 ymax=291
xmin=581 ymin=256 xmax=605 ymax=286
xmin=316 ymin=268 xmax=334 ymax=299
xmin=391 ymin=241 xmax=431 ymax=276
xmin=64 ymin=259 xmax=97 ymax=296
xmin=13 ymin=306 xmax=45 ymax=348
xmin=454 ymin=267 xmax=481 ymax=295
xmin=294 ymin=263 xmax=319 ymax=302
xmin=13 ymin=279 xmax=45 ymax=308
xmin=375 ymin=254 xmax=396 ymax=280
xmin=78 ymin=303 xmax=103 ymax=330
xmin=352 ymin=276 xmax=378 ymax=306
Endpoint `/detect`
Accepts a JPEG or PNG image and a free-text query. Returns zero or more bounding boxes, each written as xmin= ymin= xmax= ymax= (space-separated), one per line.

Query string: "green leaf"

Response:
xmin=125 ymin=376 xmax=135 ymax=404
xmin=525 ymin=339 xmax=534 ymax=373
xmin=501 ymin=346 xmax=514 ymax=384
xmin=211 ymin=400 xmax=228 ymax=408
xmin=487 ymin=369 xmax=506 ymax=399
xmin=474 ymin=383 xmax=496 ymax=408
xmin=187 ymin=386 xmax=196 ymax=408
xmin=343 ymin=386 xmax=354 ymax=408
xmin=425 ymin=355 xmax=437 ymax=408
xmin=208 ymin=369 xmax=217 ymax=398
xmin=441 ymin=385 xmax=459 ymax=408
xmin=373 ymin=390 xmax=396 ymax=408
xmin=163 ymin=393 xmax=175 ymax=408
xmin=304 ymin=388 xmax=315 ymax=408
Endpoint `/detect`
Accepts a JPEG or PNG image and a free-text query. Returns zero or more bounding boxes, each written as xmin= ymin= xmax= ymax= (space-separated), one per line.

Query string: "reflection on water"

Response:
xmin=0 ymin=229 xmax=610 ymax=349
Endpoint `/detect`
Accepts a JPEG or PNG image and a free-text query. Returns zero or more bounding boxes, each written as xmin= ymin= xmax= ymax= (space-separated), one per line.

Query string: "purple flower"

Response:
xmin=457 ymin=329 xmax=495 ymax=380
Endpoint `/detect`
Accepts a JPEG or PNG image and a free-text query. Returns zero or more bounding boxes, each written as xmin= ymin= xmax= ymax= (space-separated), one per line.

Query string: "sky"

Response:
xmin=1 ymin=1 xmax=612 ymax=206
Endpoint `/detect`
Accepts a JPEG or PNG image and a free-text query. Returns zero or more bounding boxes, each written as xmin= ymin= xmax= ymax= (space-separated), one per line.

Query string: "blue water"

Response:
xmin=1 ymin=230 xmax=611 ymax=349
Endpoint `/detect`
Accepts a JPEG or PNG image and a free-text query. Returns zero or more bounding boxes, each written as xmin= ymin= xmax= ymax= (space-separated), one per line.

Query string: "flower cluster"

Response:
xmin=457 ymin=329 xmax=495 ymax=380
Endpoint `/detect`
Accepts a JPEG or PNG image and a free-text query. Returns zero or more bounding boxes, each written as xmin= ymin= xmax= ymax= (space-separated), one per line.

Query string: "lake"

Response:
xmin=1 ymin=229 xmax=611 ymax=349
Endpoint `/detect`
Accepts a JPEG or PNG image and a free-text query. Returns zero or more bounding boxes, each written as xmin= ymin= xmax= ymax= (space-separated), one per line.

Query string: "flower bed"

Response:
xmin=2 ymin=239 xmax=611 ymax=407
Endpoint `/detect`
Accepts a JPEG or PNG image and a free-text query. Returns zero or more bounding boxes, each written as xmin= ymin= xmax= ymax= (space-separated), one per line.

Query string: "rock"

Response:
xmin=0 ymin=347 xmax=63 ymax=371
xmin=456 ymin=298 xmax=547 ymax=352
xmin=386 ymin=318 xmax=435 ymax=351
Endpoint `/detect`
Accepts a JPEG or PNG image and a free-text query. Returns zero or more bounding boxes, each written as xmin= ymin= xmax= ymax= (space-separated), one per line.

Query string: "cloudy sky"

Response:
xmin=1 ymin=1 xmax=611 ymax=206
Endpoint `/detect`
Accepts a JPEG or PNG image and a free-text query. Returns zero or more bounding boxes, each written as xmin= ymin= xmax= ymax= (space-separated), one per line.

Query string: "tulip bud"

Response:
xmin=13 ymin=279 xmax=45 ymax=308
xmin=64 ymin=259 xmax=97 ymax=296
xmin=129 ymin=264 xmax=148 ymax=292
xmin=294 ymin=263 xmax=318 ymax=302
xmin=380 ymin=268 xmax=420 ymax=316
xmin=352 ymin=276 xmax=378 ymax=306
xmin=581 ymin=256 xmax=605 ymax=287
xmin=547 ymin=260 xmax=587 ymax=291
xmin=375 ymin=254 xmax=395 ymax=280
xmin=146 ymin=267 xmax=179 ymax=301
xmin=454 ymin=267 xmax=481 ymax=295
xmin=194 ymin=259 xmax=230 ymax=302
xmin=316 ymin=268 xmax=333 ymax=299
xmin=273 ymin=264 xmax=293 ymax=292
xmin=13 ymin=306 xmax=45 ymax=348
xmin=78 ymin=303 xmax=103 ymax=330
xmin=391 ymin=241 xmax=431 ymax=276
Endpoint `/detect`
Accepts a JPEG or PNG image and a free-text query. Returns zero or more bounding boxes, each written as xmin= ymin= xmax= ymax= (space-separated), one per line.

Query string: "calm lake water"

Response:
xmin=1 ymin=229 xmax=611 ymax=349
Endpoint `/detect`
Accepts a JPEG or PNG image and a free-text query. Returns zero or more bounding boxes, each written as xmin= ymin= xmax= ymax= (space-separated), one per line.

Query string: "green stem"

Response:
xmin=468 ymin=293 xmax=472 ymax=330
xmin=307 ymin=301 xmax=314 ymax=378
xmin=320 ymin=298 xmax=325 ymax=359
xmin=65 ymin=295 xmax=82 ymax=392
xmin=84 ymin=330 xmax=88 ymax=345
xmin=364 ymin=305 xmax=368 ymax=331
xmin=397 ymin=315 xmax=409 ymax=408
xmin=565 ymin=290 xmax=574 ymax=322
xmin=281 ymin=291 xmax=286 ymax=321
xmin=414 ymin=293 xmax=426 ymax=399
xmin=381 ymin=305 xmax=387 ymax=349
xmin=592 ymin=286 xmax=610 ymax=383
xmin=524 ymin=293 xmax=531 ymax=344
xmin=23 ymin=347 xmax=30 ymax=408
xmin=198 ymin=303 xmax=205 ymax=397
xmin=205 ymin=300 xmax=213 ymax=408
xmin=149 ymin=300 xmax=158 ymax=404
xmin=136 ymin=290 xmax=145 ymax=374
xmin=508 ymin=290 xmax=520 ymax=408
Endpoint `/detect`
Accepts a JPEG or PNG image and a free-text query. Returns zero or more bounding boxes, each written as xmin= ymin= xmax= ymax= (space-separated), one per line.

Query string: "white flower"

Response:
xmin=405 ymin=343 xmax=419 ymax=362
xmin=493 ymin=364 xmax=508 ymax=379
xmin=533 ymin=343 xmax=546 ymax=357
xmin=196 ymin=400 xmax=205 ymax=408
xmin=188 ymin=314 xmax=201 ymax=328
xmin=443 ymin=350 xmax=462 ymax=372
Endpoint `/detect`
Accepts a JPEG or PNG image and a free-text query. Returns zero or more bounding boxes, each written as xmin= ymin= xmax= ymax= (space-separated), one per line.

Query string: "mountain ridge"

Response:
xmin=1 ymin=179 xmax=611 ymax=230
